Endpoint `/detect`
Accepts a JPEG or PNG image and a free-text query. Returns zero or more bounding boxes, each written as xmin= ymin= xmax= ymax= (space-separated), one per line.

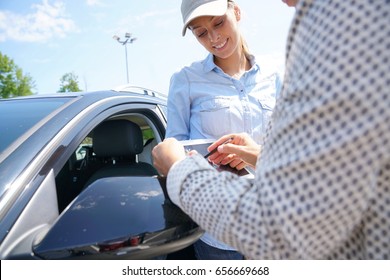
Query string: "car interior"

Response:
xmin=55 ymin=114 xmax=161 ymax=213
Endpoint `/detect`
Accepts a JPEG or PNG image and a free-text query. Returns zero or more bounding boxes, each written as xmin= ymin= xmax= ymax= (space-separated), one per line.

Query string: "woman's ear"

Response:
xmin=234 ymin=5 xmax=241 ymax=21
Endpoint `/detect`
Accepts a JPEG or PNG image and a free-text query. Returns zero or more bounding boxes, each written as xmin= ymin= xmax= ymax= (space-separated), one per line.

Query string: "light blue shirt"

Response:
xmin=166 ymin=53 xmax=281 ymax=250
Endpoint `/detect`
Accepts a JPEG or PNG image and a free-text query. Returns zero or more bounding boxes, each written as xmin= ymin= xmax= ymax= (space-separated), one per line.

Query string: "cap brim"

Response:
xmin=182 ymin=1 xmax=228 ymax=36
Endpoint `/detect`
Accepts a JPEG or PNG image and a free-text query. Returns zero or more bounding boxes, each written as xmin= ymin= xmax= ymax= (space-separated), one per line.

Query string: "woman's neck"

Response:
xmin=214 ymin=49 xmax=250 ymax=79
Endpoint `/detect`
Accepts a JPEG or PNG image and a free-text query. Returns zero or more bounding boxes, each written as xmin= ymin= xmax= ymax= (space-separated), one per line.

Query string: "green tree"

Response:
xmin=0 ymin=52 xmax=35 ymax=99
xmin=58 ymin=72 xmax=82 ymax=93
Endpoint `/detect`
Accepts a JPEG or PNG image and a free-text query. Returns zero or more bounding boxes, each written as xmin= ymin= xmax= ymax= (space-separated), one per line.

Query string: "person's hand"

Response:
xmin=152 ymin=138 xmax=186 ymax=176
xmin=207 ymin=133 xmax=261 ymax=169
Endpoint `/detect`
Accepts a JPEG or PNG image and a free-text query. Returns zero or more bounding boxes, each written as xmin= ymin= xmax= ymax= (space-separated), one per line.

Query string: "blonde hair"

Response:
xmin=228 ymin=0 xmax=251 ymax=58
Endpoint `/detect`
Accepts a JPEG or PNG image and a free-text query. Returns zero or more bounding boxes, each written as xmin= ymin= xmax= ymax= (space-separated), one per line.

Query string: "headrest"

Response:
xmin=93 ymin=120 xmax=143 ymax=158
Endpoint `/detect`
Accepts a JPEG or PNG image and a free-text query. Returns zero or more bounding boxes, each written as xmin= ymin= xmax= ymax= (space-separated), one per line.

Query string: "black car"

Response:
xmin=0 ymin=87 xmax=203 ymax=259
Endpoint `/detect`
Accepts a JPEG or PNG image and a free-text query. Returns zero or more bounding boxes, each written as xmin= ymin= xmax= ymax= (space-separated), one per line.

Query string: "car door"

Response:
xmin=0 ymin=98 xmax=202 ymax=260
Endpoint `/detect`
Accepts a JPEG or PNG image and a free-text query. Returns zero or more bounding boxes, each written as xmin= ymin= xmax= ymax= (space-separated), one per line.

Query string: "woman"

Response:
xmin=166 ymin=0 xmax=281 ymax=259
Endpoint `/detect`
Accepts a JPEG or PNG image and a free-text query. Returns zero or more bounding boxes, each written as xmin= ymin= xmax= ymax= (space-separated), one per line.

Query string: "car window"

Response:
xmin=142 ymin=128 xmax=154 ymax=144
xmin=75 ymin=138 xmax=93 ymax=160
xmin=55 ymin=114 xmax=160 ymax=213
xmin=0 ymin=97 xmax=73 ymax=154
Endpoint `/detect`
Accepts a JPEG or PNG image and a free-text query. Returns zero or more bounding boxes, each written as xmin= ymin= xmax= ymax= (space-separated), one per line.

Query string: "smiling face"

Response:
xmin=188 ymin=5 xmax=241 ymax=60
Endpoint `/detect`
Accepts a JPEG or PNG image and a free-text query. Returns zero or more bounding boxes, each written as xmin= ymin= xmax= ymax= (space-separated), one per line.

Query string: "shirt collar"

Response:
xmin=203 ymin=53 xmax=217 ymax=73
xmin=202 ymin=53 xmax=260 ymax=74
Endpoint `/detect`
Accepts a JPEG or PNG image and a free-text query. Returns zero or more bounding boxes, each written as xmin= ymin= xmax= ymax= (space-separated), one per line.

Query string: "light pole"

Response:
xmin=113 ymin=32 xmax=137 ymax=84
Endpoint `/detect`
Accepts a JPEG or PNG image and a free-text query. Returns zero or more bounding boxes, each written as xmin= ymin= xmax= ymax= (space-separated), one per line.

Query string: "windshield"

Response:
xmin=0 ymin=97 xmax=73 ymax=154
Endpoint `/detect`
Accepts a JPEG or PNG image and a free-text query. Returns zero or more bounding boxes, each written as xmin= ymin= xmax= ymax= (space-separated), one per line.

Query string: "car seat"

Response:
xmin=83 ymin=119 xmax=158 ymax=188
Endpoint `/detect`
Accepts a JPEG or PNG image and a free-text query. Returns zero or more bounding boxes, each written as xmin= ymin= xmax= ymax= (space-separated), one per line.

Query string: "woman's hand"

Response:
xmin=152 ymin=138 xmax=186 ymax=176
xmin=207 ymin=133 xmax=261 ymax=169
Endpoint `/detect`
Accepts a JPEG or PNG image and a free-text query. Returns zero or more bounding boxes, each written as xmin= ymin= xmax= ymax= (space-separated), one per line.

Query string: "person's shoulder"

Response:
xmin=172 ymin=58 xmax=205 ymax=76
xmin=254 ymin=67 xmax=282 ymax=85
xmin=252 ymin=53 xmax=285 ymax=79
xmin=186 ymin=57 xmax=208 ymax=72
xmin=171 ymin=57 xmax=210 ymax=84
xmin=262 ymin=72 xmax=282 ymax=82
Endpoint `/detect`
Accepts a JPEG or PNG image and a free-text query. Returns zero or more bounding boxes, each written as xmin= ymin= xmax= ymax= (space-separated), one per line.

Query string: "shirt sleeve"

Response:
xmin=165 ymin=70 xmax=191 ymax=140
xmin=167 ymin=154 xmax=256 ymax=252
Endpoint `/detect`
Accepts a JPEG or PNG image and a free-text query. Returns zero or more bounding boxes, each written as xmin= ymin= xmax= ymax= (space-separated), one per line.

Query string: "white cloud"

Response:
xmin=0 ymin=0 xmax=78 ymax=43
xmin=86 ymin=0 xmax=105 ymax=7
xmin=135 ymin=8 xmax=176 ymax=24
xmin=111 ymin=8 xmax=177 ymax=37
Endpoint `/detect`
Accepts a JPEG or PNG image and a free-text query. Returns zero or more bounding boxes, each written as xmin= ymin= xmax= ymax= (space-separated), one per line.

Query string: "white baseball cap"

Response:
xmin=181 ymin=0 xmax=228 ymax=36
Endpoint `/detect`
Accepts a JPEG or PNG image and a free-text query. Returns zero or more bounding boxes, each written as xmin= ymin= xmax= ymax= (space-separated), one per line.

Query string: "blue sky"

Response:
xmin=0 ymin=0 xmax=295 ymax=95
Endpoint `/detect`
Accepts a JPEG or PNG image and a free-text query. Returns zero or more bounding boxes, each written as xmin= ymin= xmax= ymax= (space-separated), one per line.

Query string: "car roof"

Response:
xmin=1 ymin=87 xmax=167 ymax=104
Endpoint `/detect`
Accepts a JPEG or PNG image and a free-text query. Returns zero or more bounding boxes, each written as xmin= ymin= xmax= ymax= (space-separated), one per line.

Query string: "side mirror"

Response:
xmin=33 ymin=176 xmax=203 ymax=259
